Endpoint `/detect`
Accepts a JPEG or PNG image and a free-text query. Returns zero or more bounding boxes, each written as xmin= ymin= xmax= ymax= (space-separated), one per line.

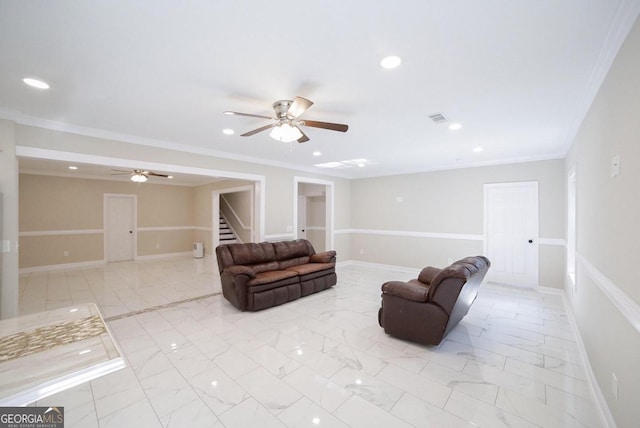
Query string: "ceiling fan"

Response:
xmin=111 ymin=169 xmax=173 ymax=183
xmin=224 ymin=96 xmax=348 ymax=143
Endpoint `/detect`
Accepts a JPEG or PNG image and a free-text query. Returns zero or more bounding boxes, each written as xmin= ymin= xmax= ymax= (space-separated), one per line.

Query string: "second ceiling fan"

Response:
xmin=224 ymin=96 xmax=348 ymax=143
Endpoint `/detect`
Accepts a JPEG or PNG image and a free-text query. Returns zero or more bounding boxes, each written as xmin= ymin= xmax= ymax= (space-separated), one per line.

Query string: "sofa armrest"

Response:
xmin=382 ymin=281 xmax=429 ymax=302
xmin=224 ymin=265 xmax=256 ymax=279
xmin=310 ymin=250 xmax=337 ymax=264
xmin=417 ymin=266 xmax=441 ymax=285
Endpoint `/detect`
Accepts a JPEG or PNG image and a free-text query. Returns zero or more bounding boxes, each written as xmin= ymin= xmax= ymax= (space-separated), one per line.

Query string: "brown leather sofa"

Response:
xmin=378 ymin=256 xmax=490 ymax=345
xmin=215 ymin=239 xmax=337 ymax=311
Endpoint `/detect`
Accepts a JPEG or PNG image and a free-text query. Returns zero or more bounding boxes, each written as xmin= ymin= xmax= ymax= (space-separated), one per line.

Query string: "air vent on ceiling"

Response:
xmin=428 ymin=113 xmax=448 ymax=124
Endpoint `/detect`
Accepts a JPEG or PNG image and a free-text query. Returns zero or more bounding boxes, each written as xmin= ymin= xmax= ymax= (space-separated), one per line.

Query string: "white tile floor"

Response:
xmin=16 ymin=256 xmax=602 ymax=427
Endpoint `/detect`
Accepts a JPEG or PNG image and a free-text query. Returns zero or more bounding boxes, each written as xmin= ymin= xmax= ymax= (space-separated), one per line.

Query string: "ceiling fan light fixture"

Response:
xmin=131 ymin=173 xmax=147 ymax=183
xmin=380 ymin=55 xmax=402 ymax=69
xmin=270 ymin=123 xmax=302 ymax=143
xmin=22 ymin=77 xmax=50 ymax=89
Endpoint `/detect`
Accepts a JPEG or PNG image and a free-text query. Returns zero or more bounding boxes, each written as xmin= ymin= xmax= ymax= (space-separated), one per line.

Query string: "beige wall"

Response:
xmin=0 ymin=119 xmax=19 ymax=318
xmin=18 ymin=174 xmax=198 ymax=267
xmin=564 ymin=17 xmax=640 ymax=428
xmin=350 ymin=159 xmax=566 ymax=286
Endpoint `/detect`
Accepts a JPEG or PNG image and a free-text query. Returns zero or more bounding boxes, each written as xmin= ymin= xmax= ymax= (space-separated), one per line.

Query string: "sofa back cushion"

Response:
xmin=215 ymin=242 xmax=279 ymax=274
xmin=273 ymin=239 xmax=315 ymax=268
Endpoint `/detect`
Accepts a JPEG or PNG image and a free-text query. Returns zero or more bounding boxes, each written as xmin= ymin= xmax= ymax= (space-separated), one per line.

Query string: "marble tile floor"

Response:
xmin=16 ymin=256 xmax=602 ymax=427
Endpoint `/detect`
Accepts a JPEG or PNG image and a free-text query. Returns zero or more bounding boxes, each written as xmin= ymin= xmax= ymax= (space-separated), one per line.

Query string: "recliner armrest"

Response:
xmin=382 ymin=281 xmax=429 ymax=302
xmin=223 ymin=265 xmax=256 ymax=279
xmin=417 ymin=266 xmax=441 ymax=285
xmin=310 ymin=250 xmax=337 ymax=264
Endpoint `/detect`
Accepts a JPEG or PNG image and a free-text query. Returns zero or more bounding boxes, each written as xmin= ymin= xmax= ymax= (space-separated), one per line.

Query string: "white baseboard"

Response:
xmin=19 ymin=251 xmax=197 ymax=273
xmin=560 ymin=292 xmax=616 ymax=428
xmin=337 ymin=259 xmax=420 ymax=276
xmin=535 ymin=285 xmax=565 ymax=295
xmin=136 ymin=251 xmax=193 ymax=261
xmin=20 ymin=259 xmax=106 ymax=274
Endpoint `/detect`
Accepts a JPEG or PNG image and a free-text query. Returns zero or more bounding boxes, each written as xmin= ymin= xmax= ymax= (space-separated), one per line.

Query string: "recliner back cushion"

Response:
xmin=273 ymin=240 xmax=314 ymax=261
xmin=453 ymin=256 xmax=487 ymax=271
xmin=427 ymin=264 xmax=472 ymax=303
xmin=229 ymin=242 xmax=276 ymax=265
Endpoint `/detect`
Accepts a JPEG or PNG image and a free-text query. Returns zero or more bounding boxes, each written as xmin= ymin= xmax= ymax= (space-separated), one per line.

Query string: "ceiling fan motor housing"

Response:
xmin=273 ymin=100 xmax=294 ymax=119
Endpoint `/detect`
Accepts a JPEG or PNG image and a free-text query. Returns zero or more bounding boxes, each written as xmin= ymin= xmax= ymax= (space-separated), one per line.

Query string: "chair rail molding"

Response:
xmin=576 ymin=251 xmax=640 ymax=334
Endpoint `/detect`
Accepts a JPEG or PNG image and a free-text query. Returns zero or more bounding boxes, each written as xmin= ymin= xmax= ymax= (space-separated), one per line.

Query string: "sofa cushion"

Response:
xmin=310 ymin=251 xmax=336 ymax=263
xmin=279 ymin=256 xmax=311 ymax=269
xmin=229 ymin=242 xmax=276 ymax=265
xmin=285 ymin=263 xmax=334 ymax=276
xmin=249 ymin=261 xmax=281 ymax=274
xmin=247 ymin=269 xmax=299 ymax=286
xmin=417 ymin=266 xmax=441 ymax=285
xmin=273 ymin=240 xmax=312 ymax=260
xmin=382 ymin=281 xmax=429 ymax=302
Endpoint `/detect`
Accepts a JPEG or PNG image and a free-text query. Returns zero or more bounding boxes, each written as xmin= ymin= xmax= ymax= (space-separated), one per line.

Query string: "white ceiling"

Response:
xmin=1 ymin=1 xmax=639 ymax=180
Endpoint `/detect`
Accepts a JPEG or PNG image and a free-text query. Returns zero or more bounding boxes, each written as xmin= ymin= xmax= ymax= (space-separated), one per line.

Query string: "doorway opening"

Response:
xmin=212 ymin=184 xmax=257 ymax=250
xmin=294 ymin=177 xmax=334 ymax=252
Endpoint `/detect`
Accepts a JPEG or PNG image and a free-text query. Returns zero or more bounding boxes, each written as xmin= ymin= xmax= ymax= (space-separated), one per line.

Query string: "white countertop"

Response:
xmin=0 ymin=303 xmax=125 ymax=406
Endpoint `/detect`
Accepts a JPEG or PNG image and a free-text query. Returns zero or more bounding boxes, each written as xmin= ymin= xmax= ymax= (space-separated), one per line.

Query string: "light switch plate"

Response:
xmin=1 ymin=240 xmax=9 ymax=253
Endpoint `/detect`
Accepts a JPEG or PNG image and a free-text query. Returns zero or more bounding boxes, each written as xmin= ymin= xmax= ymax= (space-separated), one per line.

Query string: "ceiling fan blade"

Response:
xmin=241 ymin=123 xmax=277 ymax=137
xmin=297 ymin=128 xmax=310 ymax=143
xmin=287 ymin=97 xmax=313 ymax=118
xmin=147 ymin=172 xmax=170 ymax=178
xmin=224 ymin=111 xmax=275 ymax=120
xmin=301 ymin=120 xmax=349 ymax=133
xmin=109 ymin=169 xmax=132 ymax=175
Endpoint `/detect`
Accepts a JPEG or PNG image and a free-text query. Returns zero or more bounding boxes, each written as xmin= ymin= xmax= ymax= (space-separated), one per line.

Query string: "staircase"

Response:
xmin=219 ymin=215 xmax=238 ymax=244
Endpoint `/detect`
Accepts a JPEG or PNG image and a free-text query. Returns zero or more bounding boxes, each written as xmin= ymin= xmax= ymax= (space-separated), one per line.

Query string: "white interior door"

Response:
xmin=104 ymin=194 xmax=136 ymax=262
xmin=297 ymin=196 xmax=307 ymax=239
xmin=484 ymin=182 xmax=539 ymax=288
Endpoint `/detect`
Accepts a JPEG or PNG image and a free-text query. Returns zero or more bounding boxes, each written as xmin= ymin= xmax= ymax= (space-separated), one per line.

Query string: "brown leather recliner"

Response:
xmin=378 ymin=256 xmax=491 ymax=346
xmin=216 ymin=239 xmax=337 ymax=311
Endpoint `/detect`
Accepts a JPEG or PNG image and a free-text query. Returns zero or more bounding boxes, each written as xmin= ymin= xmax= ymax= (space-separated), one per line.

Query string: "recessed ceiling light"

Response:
xmin=68 ymin=166 xmax=78 ymax=170
xmin=223 ymin=111 xmax=235 ymax=115
xmin=380 ymin=55 xmax=402 ymax=69
xmin=167 ymin=175 xmax=174 ymax=179
xmin=473 ymin=147 xmax=483 ymax=153
xmin=313 ymin=151 xmax=321 ymax=157
xmin=358 ymin=163 xmax=365 ymax=168
xmin=222 ymin=128 xmax=234 ymax=135
xmin=22 ymin=77 xmax=50 ymax=89
xmin=448 ymin=123 xmax=462 ymax=131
